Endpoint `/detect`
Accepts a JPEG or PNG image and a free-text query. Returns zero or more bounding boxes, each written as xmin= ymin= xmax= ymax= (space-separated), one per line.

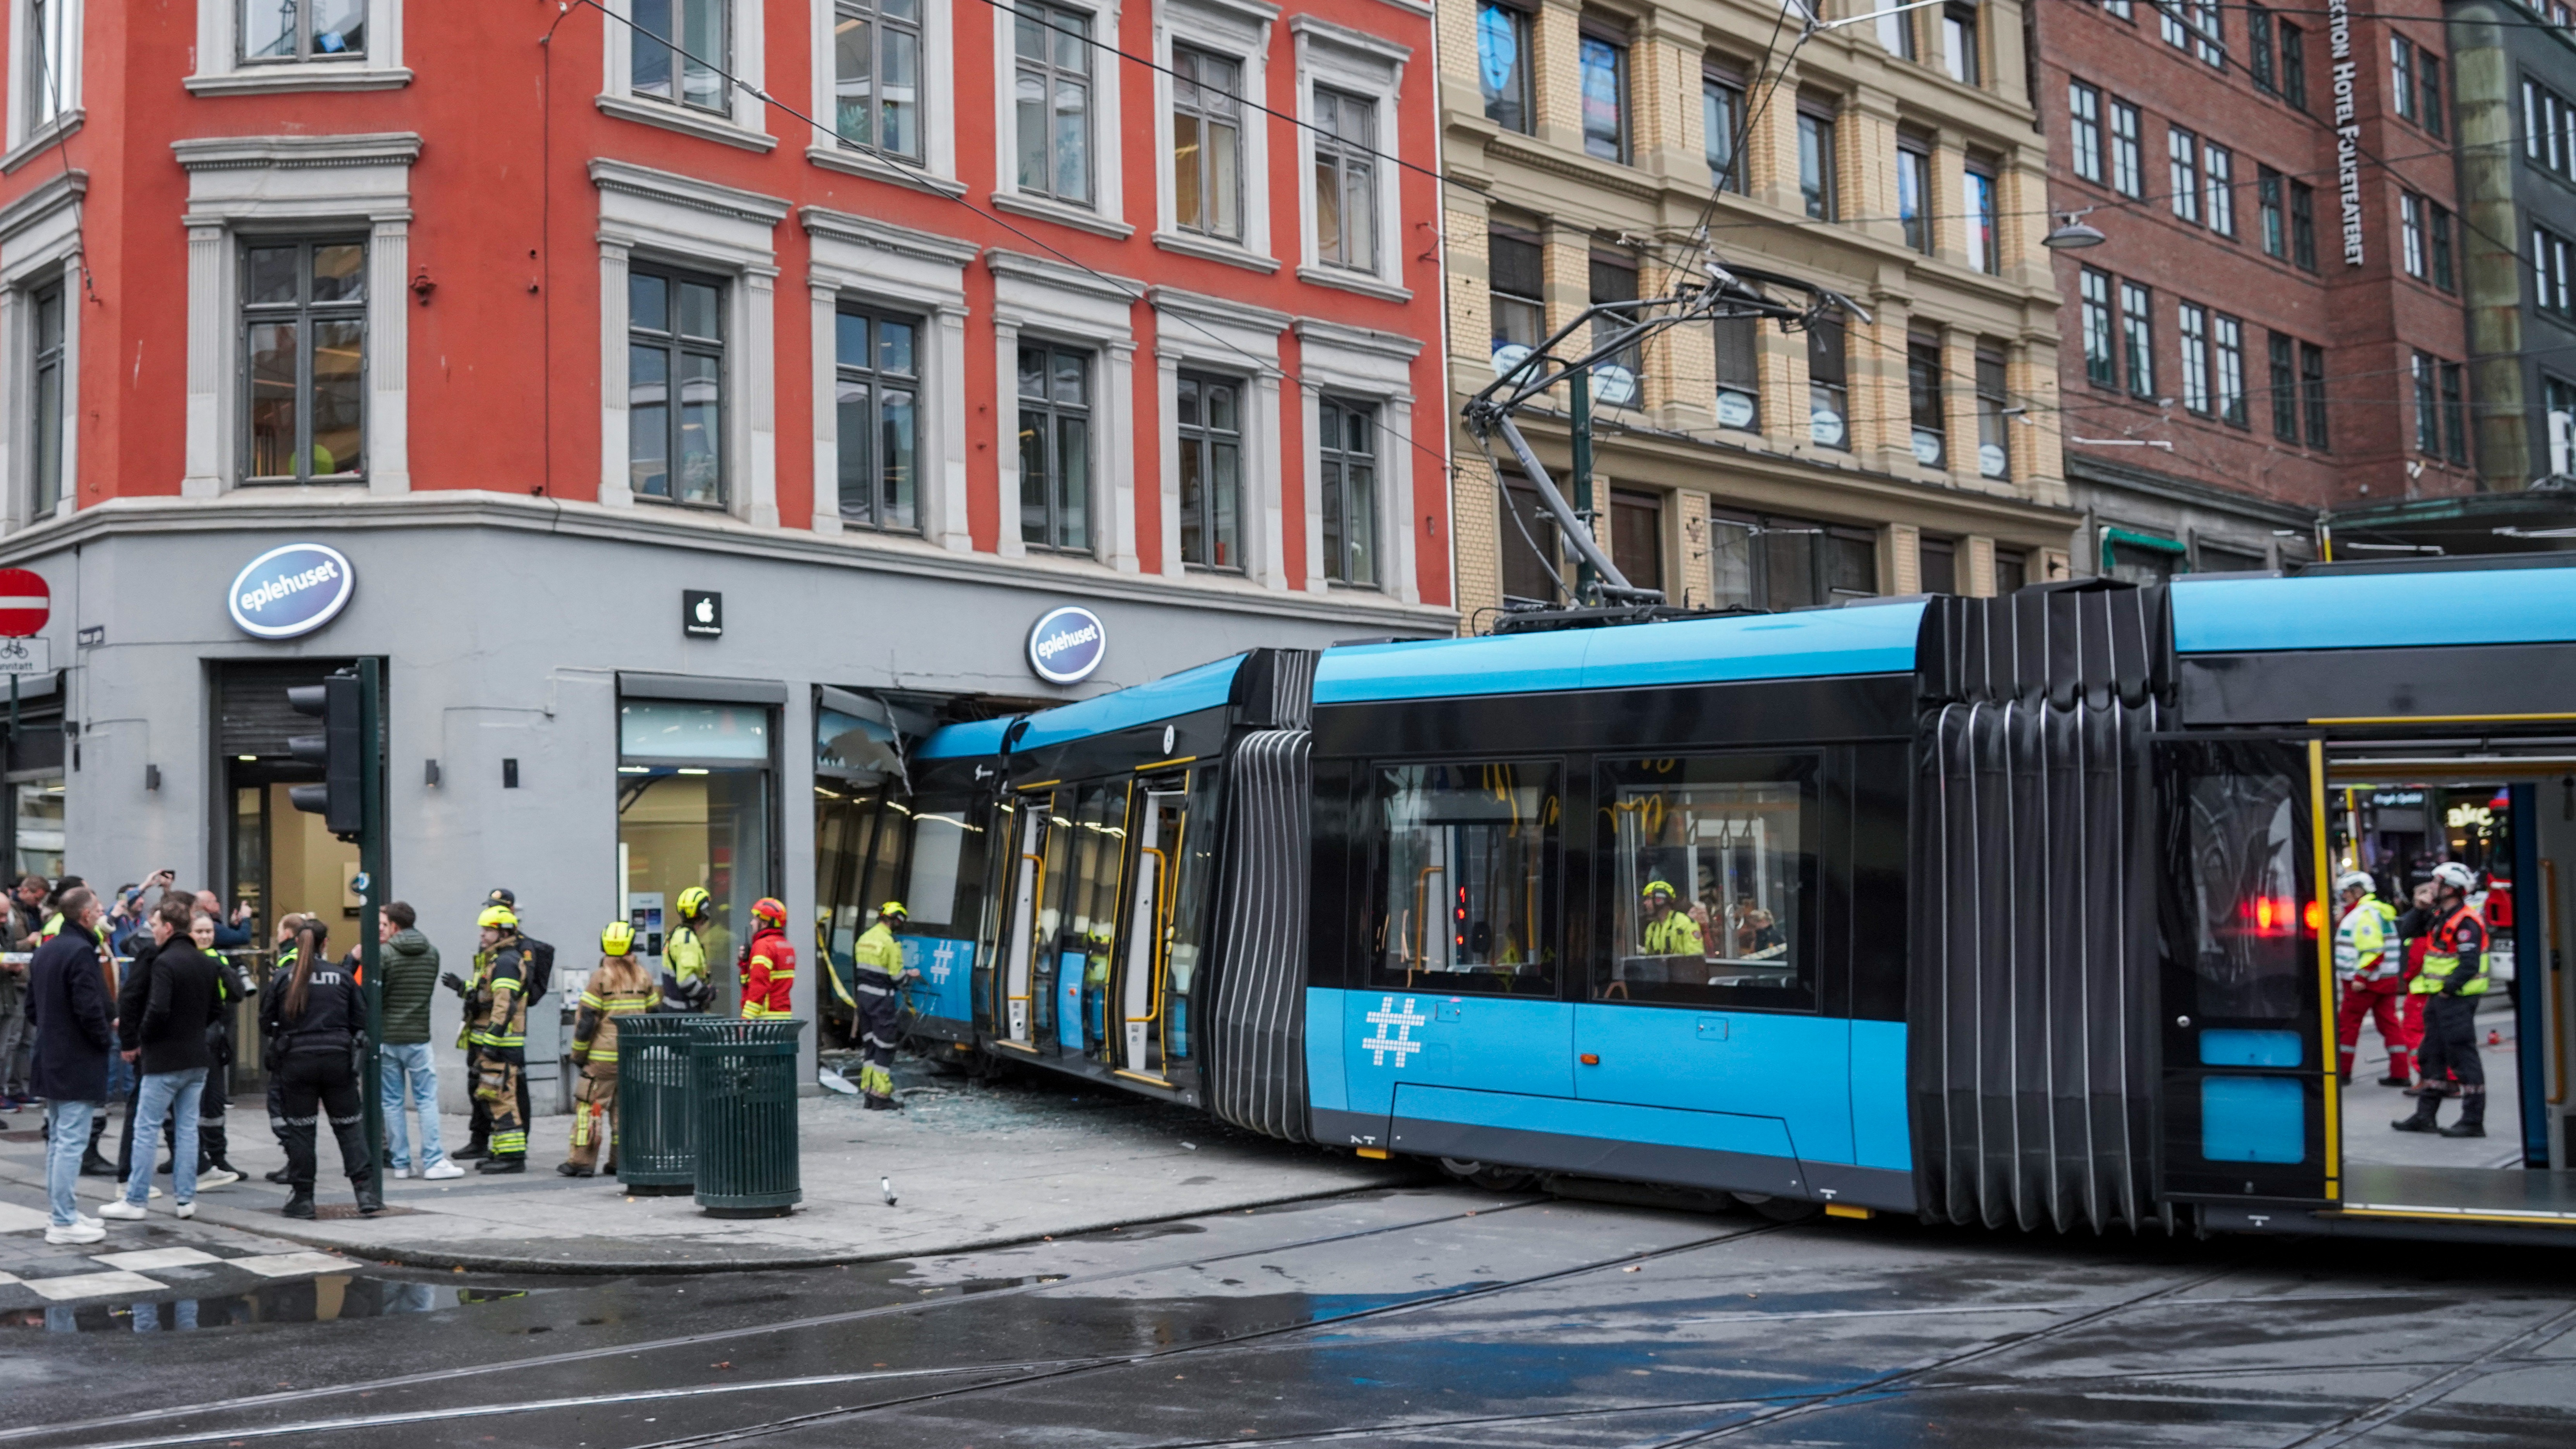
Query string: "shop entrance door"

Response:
xmin=617 ymin=698 xmax=776 ymax=1014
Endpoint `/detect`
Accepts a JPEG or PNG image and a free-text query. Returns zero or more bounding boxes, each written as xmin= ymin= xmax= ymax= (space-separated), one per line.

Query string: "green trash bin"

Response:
xmin=688 ymin=1018 xmax=805 ymax=1216
xmin=615 ymin=1015 xmax=708 ymax=1196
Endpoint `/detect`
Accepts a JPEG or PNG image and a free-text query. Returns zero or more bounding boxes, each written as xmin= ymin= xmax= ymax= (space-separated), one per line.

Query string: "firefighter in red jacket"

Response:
xmin=739 ymin=897 xmax=796 ymax=1019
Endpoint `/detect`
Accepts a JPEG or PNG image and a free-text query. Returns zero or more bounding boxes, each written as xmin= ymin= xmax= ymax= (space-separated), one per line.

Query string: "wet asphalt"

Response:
xmin=5 ymin=1184 xmax=2576 ymax=1447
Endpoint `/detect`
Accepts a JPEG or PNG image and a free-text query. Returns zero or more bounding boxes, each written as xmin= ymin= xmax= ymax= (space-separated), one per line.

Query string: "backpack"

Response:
xmin=516 ymin=936 xmax=556 ymax=1002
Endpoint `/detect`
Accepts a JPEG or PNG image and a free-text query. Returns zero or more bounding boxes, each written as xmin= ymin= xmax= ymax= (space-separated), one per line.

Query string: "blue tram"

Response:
xmin=896 ymin=558 xmax=2576 ymax=1241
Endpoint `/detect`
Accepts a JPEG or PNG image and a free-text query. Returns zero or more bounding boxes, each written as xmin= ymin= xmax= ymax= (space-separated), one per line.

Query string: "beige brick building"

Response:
xmin=1444 ymin=0 xmax=2080 ymax=624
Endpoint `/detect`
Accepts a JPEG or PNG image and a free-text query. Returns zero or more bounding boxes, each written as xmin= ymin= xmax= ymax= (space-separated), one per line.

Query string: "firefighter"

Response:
xmin=454 ymin=905 xmax=531 ymax=1171
xmin=739 ymin=897 xmax=795 ymax=1019
xmin=849 ymin=902 xmax=920 ymax=1110
xmin=561 ymin=922 xmax=657 ymax=1177
xmin=659 ymin=886 xmax=715 ymax=1013
xmin=2393 ymin=862 xmax=2491 ymax=1138
xmin=1641 ymin=880 xmax=1704 ymax=957
xmin=2332 ymin=870 xmax=2413 ymax=1086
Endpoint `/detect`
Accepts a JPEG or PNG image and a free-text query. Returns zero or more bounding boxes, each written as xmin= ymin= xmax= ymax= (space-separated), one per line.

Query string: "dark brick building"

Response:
xmin=2036 ymin=0 xmax=2480 ymax=576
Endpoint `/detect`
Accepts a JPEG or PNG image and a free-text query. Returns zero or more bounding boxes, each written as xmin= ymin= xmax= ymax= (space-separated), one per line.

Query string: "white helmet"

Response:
xmin=2335 ymin=870 xmax=2375 ymax=897
xmin=2431 ymin=861 xmax=2477 ymax=892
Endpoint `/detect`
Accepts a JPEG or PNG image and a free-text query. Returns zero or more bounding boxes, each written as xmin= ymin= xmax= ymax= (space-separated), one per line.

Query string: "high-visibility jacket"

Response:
xmin=851 ymin=921 xmax=905 ymax=981
xmin=664 ymin=922 xmax=708 ymax=989
xmin=2410 ymin=905 xmax=2490 ymax=997
xmin=465 ymin=941 xmax=530 ymax=1060
xmin=571 ymin=966 xmax=657 ymax=1064
xmin=1643 ymin=910 xmax=1704 ymax=957
xmin=2334 ymin=895 xmax=2400 ymax=983
xmin=739 ymin=928 xmax=795 ymax=1018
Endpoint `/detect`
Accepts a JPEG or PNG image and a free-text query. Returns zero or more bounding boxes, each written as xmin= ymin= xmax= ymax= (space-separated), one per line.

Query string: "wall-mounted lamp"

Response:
xmin=425 ymin=758 xmax=442 ymax=787
xmin=144 ymin=764 xmax=161 ymax=792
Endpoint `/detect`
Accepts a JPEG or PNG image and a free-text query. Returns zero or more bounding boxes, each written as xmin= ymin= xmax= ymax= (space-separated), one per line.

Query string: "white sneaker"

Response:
xmin=389 ymin=1165 xmax=411 ymax=1179
xmin=44 ymin=1221 xmax=106 ymax=1245
xmin=75 ymin=1212 xmax=103 ymax=1230
xmin=196 ymin=1168 xmax=242 ymax=1189
xmin=421 ymin=1160 xmax=465 ymax=1180
xmin=97 ymin=1199 xmax=147 ymax=1221
xmin=175 ymin=1202 xmax=196 ymax=1220
xmin=146 ymin=1186 xmax=163 ymax=1200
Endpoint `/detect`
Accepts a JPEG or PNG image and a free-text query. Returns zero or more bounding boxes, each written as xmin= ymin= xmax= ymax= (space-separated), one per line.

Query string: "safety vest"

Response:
xmin=467 ymin=942 xmax=530 ymax=1052
xmin=2335 ymin=895 xmax=2398 ymax=982
xmin=851 ymin=922 xmax=905 ymax=980
xmin=1643 ymin=910 xmax=1703 ymax=957
xmin=665 ymin=923 xmax=708 ymax=986
xmin=573 ymin=971 xmax=658 ymax=1063
xmin=2410 ymin=905 xmax=2490 ymax=996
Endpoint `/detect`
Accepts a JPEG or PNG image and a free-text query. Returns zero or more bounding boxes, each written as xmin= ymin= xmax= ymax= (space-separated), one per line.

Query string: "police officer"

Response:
xmin=1640 ymin=881 xmax=1704 ymax=957
xmin=446 ymin=905 xmax=531 ymax=1171
xmin=659 ymin=886 xmax=715 ymax=1013
xmin=739 ymin=898 xmax=795 ymax=1019
xmin=2332 ymin=870 xmax=2412 ymax=1086
xmin=2393 ymin=861 xmax=2491 ymax=1138
xmin=849 ymin=902 xmax=921 ymax=1110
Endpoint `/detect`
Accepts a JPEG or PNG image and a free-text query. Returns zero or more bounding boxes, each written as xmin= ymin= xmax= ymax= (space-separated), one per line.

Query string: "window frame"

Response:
xmin=1012 ymin=0 xmax=1097 ymax=207
xmin=2267 ymin=332 xmax=2297 ymax=443
xmin=2177 ymin=301 xmax=2211 ymax=416
xmin=1713 ymin=313 xmax=1761 ymax=431
xmin=2429 ymin=200 xmax=2454 ymax=292
xmin=2168 ymin=125 xmax=2202 ymax=224
xmin=1964 ymin=156 xmax=1999 ymax=273
xmin=631 ymin=0 xmax=733 ymax=117
xmin=832 ymin=303 xmax=924 ymax=533
xmin=2069 ymin=80 xmax=2104 ymax=185
xmin=2081 ymin=266 xmax=2118 ymax=388
xmin=1975 ymin=347 xmax=2010 ymax=478
xmin=2204 ymin=143 xmax=2234 ymax=237
xmin=1798 ymin=103 xmax=1839 ymax=220
xmin=2258 ymin=165 xmax=2285 ymax=258
xmin=2212 ymin=312 xmax=2246 ymax=428
xmin=1361 ymin=755 xmax=1566 ymax=1000
xmin=2108 ymin=99 xmax=2144 ymax=198
xmin=832 ymin=0 xmax=927 ymax=165
xmin=1577 ymin=26 xmax=1630 ymax=164
xmin=2412 ymin=351 xmax=2438 ymax=454
xmin=27 ymin=276 xmax=66 ymax=516
xmin=2280 ymin=23 xmax=2307 ymax=110
xmin=1174 ymin=368 xmax=1247 ymax=573
xmin=1807 ymin=314 xmax=1850 ymax=451
xmin=1898 ymin=137 xmax=1935 ymax=254
xmin=2289 ymin=180 xmax=2318 ymax=270
xmin=1311 ymin=84 xmax=1382 ymax=274
xmin=2299 ymin=340 xmax=2329 ymax=450
xmin=1487 ymin=224 xmax=1547 ymax=370
xmin=237 ymin=0 xmax=368 ymax=67
xmin=2120 ymin=280 xmax=2155 ymax=399
xmin=2440 ymin=360 xmax=2466 ymax=465
xmin=1477 ymin=0 xmax=1534 ymax=135
xmin=1907 ymin=335 xmax=1947 ymax=469
xmin=2391 ymin=34 xmax=2416 ymax=122
xmin=1705 ymin=66 xmax=1746 ymax=193
xmin=2401 ymin=191 xmax=2426 ymax=279
xmin=1941 ymin=4 xmax=1979 ymax=87
xmin=1169 ymin=43 xmax=1245 ymax=242
xmin=1016 ymin=340 xmax=1096 ymax=554
xmin=239 ymin=235 xmax=370 ymax=487
xmin=1318 ymin=394 xmax=1380 ymax=588
xmin=624 ymin=261 xmax=729 ymax=509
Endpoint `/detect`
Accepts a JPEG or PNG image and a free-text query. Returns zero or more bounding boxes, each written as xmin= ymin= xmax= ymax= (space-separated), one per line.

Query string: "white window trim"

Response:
xmin=6 ymin=0 xmax=81 ymax=162
xmin=802 ymin=206 xmax=977 ymax=551
xmin=175 ymin=133 xmax=419 ymax=498
xmin=599 ymin=0 xmax=777 ymax=153
xmin=991 ymin=0 xmax=1128 ymax=232
xmin=1152 ymin=0 xmax=1279 ymax=270
xmin=988 ymin=248 xmax=1140 ymax=569
xmin=1291 ymin=316 xmax=1420 ymax=602
xmin=0 ymin=168 xmax=82 ymax=530
xmin=1290 ymin=15 xmax=1408 ymax=296
xmin=1149 ymin=286 xmax=1288 ymax=588
xmin=807 ymin=0 xmax=960 ymax=191
xmin=187 ymin=0 xmax=409 ymax=95
xmin=592 ymin=159 xmax=790 ymax=525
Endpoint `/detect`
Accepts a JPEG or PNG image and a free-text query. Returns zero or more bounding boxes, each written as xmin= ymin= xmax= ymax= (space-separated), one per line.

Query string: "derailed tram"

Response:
xmin=883 ymin=556 xmax=2576 ymax=1244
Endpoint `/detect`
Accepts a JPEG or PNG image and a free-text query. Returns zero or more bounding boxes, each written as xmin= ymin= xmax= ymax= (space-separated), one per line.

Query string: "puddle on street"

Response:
xmin=2 ymin=1274 xmax=550 ymax=1334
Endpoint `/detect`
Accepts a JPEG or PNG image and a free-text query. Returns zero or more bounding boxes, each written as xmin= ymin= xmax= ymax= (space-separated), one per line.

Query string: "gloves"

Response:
xmin=441 ymin=971 xmax=466 ymax=995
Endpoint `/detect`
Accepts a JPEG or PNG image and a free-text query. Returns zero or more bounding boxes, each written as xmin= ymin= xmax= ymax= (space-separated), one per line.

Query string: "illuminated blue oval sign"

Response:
xmin=227 ymin=543 xmax=356 ymax=640
xmin=1027 ymin=605 xmax=1106 ymax=686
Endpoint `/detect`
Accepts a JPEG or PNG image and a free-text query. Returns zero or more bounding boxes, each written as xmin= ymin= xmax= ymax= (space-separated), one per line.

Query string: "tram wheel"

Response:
xmin=1437 ymin=1158 xmax=1538 ymax=1192
xmin=1731 ymin=1191 xmax=1821 ymax=1223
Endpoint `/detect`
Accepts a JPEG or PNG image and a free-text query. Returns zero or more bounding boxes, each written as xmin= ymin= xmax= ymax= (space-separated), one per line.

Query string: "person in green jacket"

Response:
xmin=375 ymin=902 xmax=463 ymax=1179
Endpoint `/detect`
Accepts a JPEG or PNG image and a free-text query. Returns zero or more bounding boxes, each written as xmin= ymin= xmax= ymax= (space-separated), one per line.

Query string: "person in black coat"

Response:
xmin=101 ymin=897 xmax=227 ymax=1221
xmin=26 ymin=887 xmax=112 ymax=1241
xmin=261 ymin=921 xmax=382 ymax=1218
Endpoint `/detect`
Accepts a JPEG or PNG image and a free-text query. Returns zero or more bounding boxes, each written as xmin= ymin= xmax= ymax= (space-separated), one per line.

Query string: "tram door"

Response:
xmin=2155 ymin=737 xmax=2334 ymax=1204
xmin=998 ymin=793 xmax=1046 ymax=1047
xmin=1118 ymin=782 xmax=1189 ymax=1081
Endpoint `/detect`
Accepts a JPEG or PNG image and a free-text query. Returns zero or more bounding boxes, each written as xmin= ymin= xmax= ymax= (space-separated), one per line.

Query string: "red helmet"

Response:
xmin=750 ymin=896 xmax=788 ymax=926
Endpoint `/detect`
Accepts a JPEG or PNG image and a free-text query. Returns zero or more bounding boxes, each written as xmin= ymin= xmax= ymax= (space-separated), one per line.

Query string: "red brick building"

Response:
xmin=2035 ymin=0 xmax=2478 ymax=575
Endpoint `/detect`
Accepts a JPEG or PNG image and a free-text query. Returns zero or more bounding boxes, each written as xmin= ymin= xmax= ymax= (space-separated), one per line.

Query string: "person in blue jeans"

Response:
xmin=26 ymin=886 xmax=111 ymax=1244
xmin=375 ymin=902 xmax=462 ymax=1179
xmin=101 ymin=897 xmax=225 ymax=1222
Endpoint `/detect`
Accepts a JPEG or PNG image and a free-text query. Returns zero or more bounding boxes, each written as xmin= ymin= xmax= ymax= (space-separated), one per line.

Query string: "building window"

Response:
xmin=1705 ymin=70 xmax=1744 ymax=191
xmin=28 ymin=0 xmax=75 ymax=122
xmin=1175 ymin=371 xmax=1243 ymax=571
xmin=633 ymin=0 xmax=730 ymax=114
xmin=2249 ymin=4 xmax=2275 ymax=93
xmin=1878 ymin=0 xmax=1917 ymax=60
xmin=2525 ymin=80 xmax=2576 ymax=180
xmin=2203 ymin=143 xmax=2234 ymax=237
xmin=1898 ymin=138 xmax=1933 ymax=253
xmin=2401 ymin=193 xmax=2426 ymax=278
xmin=2080 ymin=267 xmax=2117 ymax=387
xmin=2213 ymin=313 xmax=2246 ymax=427
xmin=1172 ymin=46 xmax=1243 ymax=242
xmin=1589 ymin=249 xmax=1641 ymax=407
xmin=2281 ymin=24 xmax=2307 ymax=109
xmin=2421 ymin=51 xmax=2444 ymax=137
xmin=1017 ymin=343 xmax=1092 ymax=553
xmin=1798 ymin=106 xmax=1837 ymax=220
xmin=1579 ymin=31 xmax=1628 ymax=162
xmin=1501 ymin=476 xmax=1560 ymax=603
xmin=28 ymin=280 xmax=64 ymax=514
xmin=2537 ymin=226 xmax=2574 ymax=317
xmin=1319 ymin=396 xmax=1377 ymax=586
xmin=2178 ymin=302 xmax=2210 ymax=414
xmin=2101 ymin=0 xmax=2130 ymax=18
xmin=2300 ymin=340 xmax=2328 ymax=449
xmin=2429 ymin=201 xmax=2454 ymax=291
xmin=1807 ymin=315 xmax=1848 ymax=450
xmin=2289 ymin=180 xmax=2317 ymax=270
xmin=2258 ymin=166 xmax=2285 ymax=258
xmin=2391 ymin=36 xmax=2416 ymax=122
xmin=1488 ymin=225 xmax=1545 ymax=371
xmin=2268 ymin=332 xmax=2297 ymax=443
xmin=1907 ymin=337 xmax=1946 ymax=468
xmin=1975 ymin=348 xmax=2010 ymax=479
xmin=243 ymin=0 xmax=367 ymax=64
xmin=2108 ymin=100 xmax=2143 ymax=198
xmin=2069 ymin=81 xmax=2103 ymax=184
xmin=1919 ymin=535 xmax=1956 ymax=594
xmin=1995 ymin=548 xmax=2027 ymax=594
xmin=2412 ymin=351 xmax=2438 ymax=453
xmin=833 ymin=308 xmax=919 ymax=532
xmin=1477 ymin=2 xmax=1532 ymax=134
xmin=834 ymin=0 xmax=923 ymax=161
xmin=1942 ymin=4 xmax=1978 ymax=86
xmin=1964 ymin=158 xmax=1998 ymax=273
xmin=1610 ymin=489 xmax=1663 ymax=595
xmin=2441 ymin=361 xmax=2466 ymax=465
xmin=626 ymin=265 xmax=723 ymax=506
xmin=2119 ymin=280 xmax=2153 ymax=399
xmin=2168 ymin=127 xmax=2201 ymax=224
xmin=1714 ymin=314 xmax=1759 ymax=431
xmin=1014 ymin=2 xmax=1094 ymax=205
xmin=2173 ymin=0 xmax=2223 ymax=67
xmin=1313 ymin=86 xmax=1379 ymax=272
xmin=243 ymin=239 xmax=366 ymax=485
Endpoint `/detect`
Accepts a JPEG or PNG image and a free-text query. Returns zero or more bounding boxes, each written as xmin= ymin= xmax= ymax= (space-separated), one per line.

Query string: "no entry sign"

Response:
xmin=0 ymin=568 xmax=47 ymax=638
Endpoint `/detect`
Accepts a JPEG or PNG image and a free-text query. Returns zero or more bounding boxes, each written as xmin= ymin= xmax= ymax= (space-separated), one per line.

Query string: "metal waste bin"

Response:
xmin=688 ymin=1018 xmax=804 ymax=1216
xmin=615 ymin=1015 xmax=708 ymax=1196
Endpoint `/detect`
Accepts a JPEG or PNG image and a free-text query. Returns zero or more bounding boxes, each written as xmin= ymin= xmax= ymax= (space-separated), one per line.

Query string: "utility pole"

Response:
xmin=1568 ymin=365 xmax=1596 ymax=602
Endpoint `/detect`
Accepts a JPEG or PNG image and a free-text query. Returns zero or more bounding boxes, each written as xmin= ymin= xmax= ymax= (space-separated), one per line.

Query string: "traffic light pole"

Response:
xmin=357 ymin=658 xmax=385 ymax=1205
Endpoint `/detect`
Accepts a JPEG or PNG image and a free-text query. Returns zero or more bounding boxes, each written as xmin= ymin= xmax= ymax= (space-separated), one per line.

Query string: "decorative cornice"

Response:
xmin=1292 ymin=316 xmax=1424 ymax=361
xmin=0 ymin=168 xmax=86 ymax=246
xmin=985 ymin=248 xmax=1144 ymax=305
xmin=595 ymin=93 xmax=778 ymax=154
xmin=172 ymin=132 xmax=423 ymax=172
xmin=0 ymin=111 xmax=81 ymax=176
xmin=1149 ymin=285 xmax=1293 ymax=335
xmin=183 ymin=67 xmax=413 ymax=96
xmin=800 ymin=206 xmax=982 ymax=267
xmin=1288 ymin=14 xmax=1413 ymax=65
xmin=588 ymin=158 xmax=791 ymax=226
xmin=802 ymin=143 xmax=966 ymax=196
xmin=989 ymin=190 xmax=1137 ymax=240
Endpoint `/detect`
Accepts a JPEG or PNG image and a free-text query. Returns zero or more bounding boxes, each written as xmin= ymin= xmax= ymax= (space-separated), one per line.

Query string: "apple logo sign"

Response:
xmin=682 ymin=590 xmax=723 ymax=638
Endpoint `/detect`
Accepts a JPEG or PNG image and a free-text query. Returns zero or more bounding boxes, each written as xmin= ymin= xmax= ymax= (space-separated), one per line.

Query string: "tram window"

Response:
xmin=2170 ymin=751 xmax=2311 ymax=1020
xmin=1596 ymin=755 xmax=1817 ymax=1010
xmin=902 ymin=808 xmax=983 ymax=929
xmin=1367 ymin=760 xmax=1560 ymax=994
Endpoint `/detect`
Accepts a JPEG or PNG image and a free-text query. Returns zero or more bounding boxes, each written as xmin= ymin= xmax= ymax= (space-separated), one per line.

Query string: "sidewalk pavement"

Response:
xmin=0 ymin=1064 xmax=1414 ymax=1275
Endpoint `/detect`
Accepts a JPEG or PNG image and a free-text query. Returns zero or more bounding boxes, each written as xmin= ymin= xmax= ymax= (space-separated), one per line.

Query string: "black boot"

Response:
xmin=476 ymin=1155 xmax=526 ymax=1175
xmin=556 ymin=1162 xmax=593 ymax=1177
xmin=354 ymin=1181 xmax=384 ymax=1215
xmin=265 ymin=1167 xmax=292 ymax=1183
xmin=2392 ymin=1099 xmax=2443 ymax=1133
xmin=2441 ymin=1095 xmax=2487 ymax=1138
xmin=282 ymin=1189 xmax=316 ymax=1220
xmin=451 ymin=1138 xmax=490 ymax=1161
xmin=79 ymin=1149 xmax=117 ymax=1176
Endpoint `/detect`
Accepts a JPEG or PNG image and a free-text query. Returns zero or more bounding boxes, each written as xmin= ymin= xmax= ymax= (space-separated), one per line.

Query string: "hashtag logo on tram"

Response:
xmin=1363 ymin=995 xmax=1426 ymax=1067
xmin=926 ymin=940 xmax=958 ymax=984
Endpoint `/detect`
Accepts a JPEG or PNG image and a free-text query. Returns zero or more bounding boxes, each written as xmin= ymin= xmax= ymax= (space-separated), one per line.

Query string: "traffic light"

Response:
xmin=287 ymin=672 xmax=364 ymax=839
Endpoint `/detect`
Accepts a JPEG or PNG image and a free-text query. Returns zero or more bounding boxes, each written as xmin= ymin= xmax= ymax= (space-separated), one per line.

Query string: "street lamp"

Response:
xmin=2043 ymin=209 xmax=2107 ymax=250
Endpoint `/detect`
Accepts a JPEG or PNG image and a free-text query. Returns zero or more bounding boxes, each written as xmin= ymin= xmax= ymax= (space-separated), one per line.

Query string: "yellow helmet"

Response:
xmin=877 ymin=901 xmax=908 ymax=919
xmin=1641 ymin=880 xmax=1678 ymax=902
xmin=676 ymin=886 xmax=712 ymax=919
xmin=602 ymin=920 xmax=636 ymax=955
xmin=478 ymin=904 xmax=519 ymax=930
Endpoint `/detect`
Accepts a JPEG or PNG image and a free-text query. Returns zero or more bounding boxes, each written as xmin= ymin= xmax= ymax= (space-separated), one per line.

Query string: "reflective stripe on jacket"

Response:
xmin=2335 ymin=896 xmax=2398 ymax=982
xmin=2411 ymin=905 xmax=2491 ymax=996
xmin=740 ymin=929 xmax=795 ymax=1018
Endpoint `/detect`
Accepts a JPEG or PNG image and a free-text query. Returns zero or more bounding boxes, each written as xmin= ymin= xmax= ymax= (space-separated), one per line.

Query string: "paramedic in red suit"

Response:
xmin=2331 ymin=871 xmax=2412 ymax=1086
